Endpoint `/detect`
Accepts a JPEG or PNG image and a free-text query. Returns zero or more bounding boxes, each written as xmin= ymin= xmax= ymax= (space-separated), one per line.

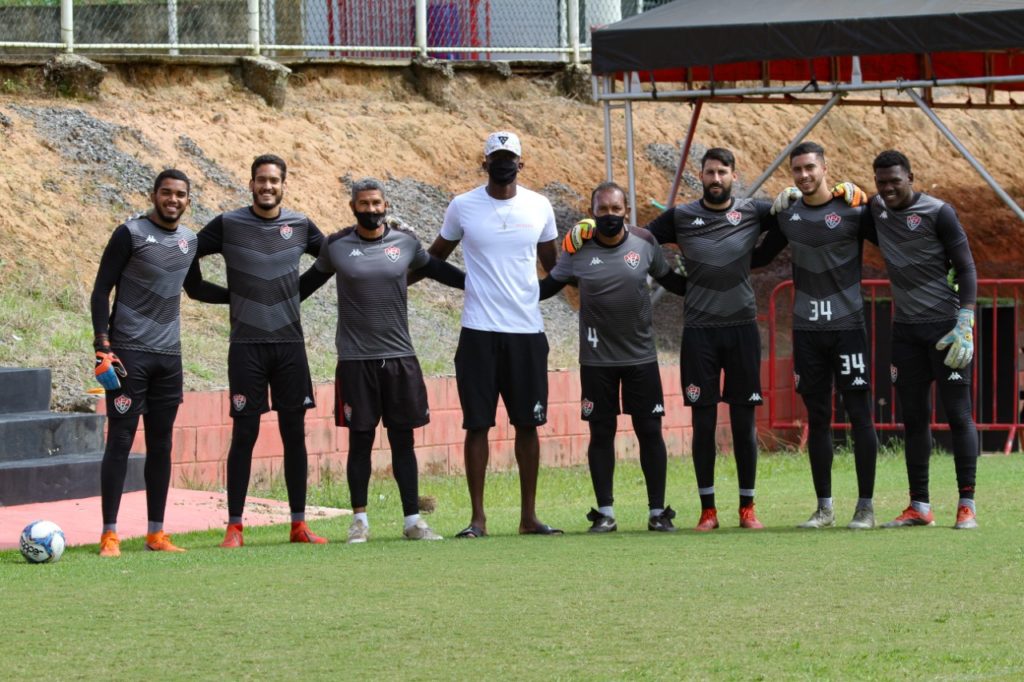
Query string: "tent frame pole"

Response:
xmin=905 ymin=87 xmax=1024 ymax=222
xmin=625 ymin=96 xmax=637 ymax=225
xmin=603 ymin=75 xmax=614 ymax=181
xmin=741 ymin=92 xmax=842 ymax=198
xmin=666 ymin=100 xmax=703 ymax=208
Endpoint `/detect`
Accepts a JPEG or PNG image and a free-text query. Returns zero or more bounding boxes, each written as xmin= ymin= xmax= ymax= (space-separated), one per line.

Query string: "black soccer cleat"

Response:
xmin=586 ymin=508 xmax=617 ymax=533
xmin=648 ymin=506 xmax=678 ymax=532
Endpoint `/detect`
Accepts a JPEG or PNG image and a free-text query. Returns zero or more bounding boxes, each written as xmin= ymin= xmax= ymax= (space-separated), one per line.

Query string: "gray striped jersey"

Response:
xmin=314 ymin=226 xmax=430 ymax=361
xmin=869 ymin=193 xmax=963 ymax=323
xmin=109 ymin=218 xmax=197 ymax=354
xmin=550 ymin=227 xmax=669 ymax=367
xmin=197 ymin=206 xmax=323 ymax=343
xmin=776 ymin=198 xmax=868 ymax=330
xmin=647 ymin=197 xmax=773 ymax=327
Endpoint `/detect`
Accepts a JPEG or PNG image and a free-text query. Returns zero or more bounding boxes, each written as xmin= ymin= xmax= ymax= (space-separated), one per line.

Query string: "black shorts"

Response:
xmin=580 ymin=362 xmax=665 ymax=421
xmin=891 ymin=321 xmax=972 ymax=387
xmin=454 ymin=328 xmax=549 ymax=429
xmin=105 ymin=348 xmax=183 ymax=419
xmin=793 ymin=328 xmax=871 ymax=395
xmin=227 ymin=342 xmax=315 ymax=417
xmin=680 ymin=323 xmax=763 ymax=406
xmin=334 ymin=356 xmax=430 ymax=431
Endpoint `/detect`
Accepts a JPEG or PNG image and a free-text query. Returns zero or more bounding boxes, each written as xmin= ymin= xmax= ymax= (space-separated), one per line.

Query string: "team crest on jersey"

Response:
xmin=890 ymin=365 xmax=898 ymax=383
xmin=685 ymin=384 xmax=701 ymax=402
xmin=384 ymin=246 xmax=401 ymax=263
xmin=581 ymin=398 xmax=594 ymax=417
xmin=280 ymin=224 xmax=293 ymax=240
xmin=726 ymin=210 xmax=742 ymax=226
xmin=232 ymin=394 xmax=247 ymax=411
xmin=177 ymin=238 xmax=189 ymax=254
xmin=906 ymin=214 xmax=921 ymax=231
xmin=824 ymin=212 xmax=842 ymax=230
xmin=113 ymin=394 xmax=131 ymax=414
xmin=343 ymin=403 xmax=353 ymax=421
xmin=623 ymin=251 xmax=641 ymax=269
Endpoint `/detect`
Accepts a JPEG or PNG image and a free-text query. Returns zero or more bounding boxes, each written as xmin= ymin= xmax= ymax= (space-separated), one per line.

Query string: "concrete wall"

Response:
xmin=97 ymin=362 xmax=797 ymax=489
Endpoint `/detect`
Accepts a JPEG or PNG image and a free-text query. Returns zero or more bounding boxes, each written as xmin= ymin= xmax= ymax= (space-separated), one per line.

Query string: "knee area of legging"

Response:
xmin=588 ymin=419 xmax=617 ymax=439
xmin=630 ymin=416 xmax=662 ymax=439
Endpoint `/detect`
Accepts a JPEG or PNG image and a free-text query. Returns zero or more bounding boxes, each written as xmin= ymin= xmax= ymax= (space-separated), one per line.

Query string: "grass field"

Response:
xmin=2 ymin=450 xmax=1022 ymax=680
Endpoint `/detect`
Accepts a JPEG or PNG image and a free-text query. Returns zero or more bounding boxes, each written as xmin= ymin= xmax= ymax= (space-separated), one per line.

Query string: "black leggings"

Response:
xmin=897 ymin=382 xmax=978 ymax=502
xmin=803 ymin=390 xmax=877 ymax=499
xmin=692 ymin=404 xmax=758 ymax=495
xmin=226 ymin=410 xmax=309 ymax=518
xmin=347 ymin=427 xmax=420 ymax=516
xmin=101 ymin=407 xmax=178 ymax=525
xmin=587 ymin=416 xmax=667 ymax=509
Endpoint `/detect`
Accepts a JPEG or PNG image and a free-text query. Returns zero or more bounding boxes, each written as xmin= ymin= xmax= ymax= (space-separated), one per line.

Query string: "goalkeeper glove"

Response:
xmin=831 ymin=181 xmax=868 ymax=207
xmin=770 ymin=187 xmax=801 ymax=215
xmin=935 ymin=308 xmax=974 ymax=369
xmin=94 ymin=350 xmax=127 ymax=391
xmin=668 ymin=252 xmax=687 ymax=277
xmin=561 ymin=218 xmax=595 ymax=255
xmin=946 ymin=266 xmax=959 ymax=293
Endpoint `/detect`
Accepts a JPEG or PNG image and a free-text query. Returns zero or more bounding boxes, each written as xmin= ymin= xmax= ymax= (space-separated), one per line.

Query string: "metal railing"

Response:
xmin=0 ymin=0 xmax=674 ymax=62
xmin=767 ymin=279 xmax=1024 ymax=454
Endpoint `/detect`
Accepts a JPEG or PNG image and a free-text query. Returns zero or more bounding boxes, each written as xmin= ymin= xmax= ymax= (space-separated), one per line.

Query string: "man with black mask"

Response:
xmin=299 ymin=178 xmax=465 ymax=542
xmin=427 ymin=131 xmax=561 ymax=539
xmin=539 ymin=182 xmax=686 ymax=533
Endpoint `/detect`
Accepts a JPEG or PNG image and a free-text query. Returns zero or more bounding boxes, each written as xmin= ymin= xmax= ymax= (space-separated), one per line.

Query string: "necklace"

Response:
xmin=487 ymin=194 xmax=516 ymax=230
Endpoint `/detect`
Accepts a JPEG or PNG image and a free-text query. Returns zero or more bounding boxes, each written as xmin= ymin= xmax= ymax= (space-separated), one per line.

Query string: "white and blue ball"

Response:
xmin=19 ymin=520 xmax=66 ymax=564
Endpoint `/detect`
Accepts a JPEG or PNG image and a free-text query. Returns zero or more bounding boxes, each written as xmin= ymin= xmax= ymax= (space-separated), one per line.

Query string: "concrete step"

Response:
xmin=0 ymin=452 xmax=145 ymax=506
xmin=0 ymin=411 xmax=106 ymax=462
xmin=0 ymin=368 xmax=51 ymax=414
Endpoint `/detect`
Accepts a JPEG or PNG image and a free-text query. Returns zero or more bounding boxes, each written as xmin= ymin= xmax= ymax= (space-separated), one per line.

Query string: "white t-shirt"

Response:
xmin=440 ymin=185 xmax=558 ymax=333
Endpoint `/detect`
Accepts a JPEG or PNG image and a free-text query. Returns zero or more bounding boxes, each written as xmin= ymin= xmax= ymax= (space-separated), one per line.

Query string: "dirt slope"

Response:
xmin=0 ymin=62 xmax=1022 ymax=409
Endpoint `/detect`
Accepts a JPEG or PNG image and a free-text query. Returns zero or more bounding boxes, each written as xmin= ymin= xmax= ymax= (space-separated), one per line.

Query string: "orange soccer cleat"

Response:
xmin=882 ymin=506 xmax=935 ymax=528
xmin=99 ymin=530 xmax=121 ymax=557
xmin=290 ymin=521 xmax=328 ymax=544
xmin=220 ymin=523 xmax=244 ymax=548
xmin=694 ymin=508 xmax=720 ymax=532
xmin=739 ymin=504 xmax=765 ymax=529
xmin=145 ymin=531 xmax=186 ymax=553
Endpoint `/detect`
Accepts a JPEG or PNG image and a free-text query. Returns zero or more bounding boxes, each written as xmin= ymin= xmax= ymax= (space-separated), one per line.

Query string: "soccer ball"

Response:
xmin=19 ymin=520 xmax=66 ymax=564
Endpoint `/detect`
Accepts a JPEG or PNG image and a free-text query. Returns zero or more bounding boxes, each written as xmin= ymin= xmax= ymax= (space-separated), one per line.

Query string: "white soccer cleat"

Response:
xmin=797 ymin=506 xmax=836 ymax=529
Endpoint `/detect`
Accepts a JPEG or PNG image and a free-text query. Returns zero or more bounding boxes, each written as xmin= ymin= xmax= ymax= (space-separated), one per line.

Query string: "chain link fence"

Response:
xmin=0 ymin=0 xmax=676 ymax=59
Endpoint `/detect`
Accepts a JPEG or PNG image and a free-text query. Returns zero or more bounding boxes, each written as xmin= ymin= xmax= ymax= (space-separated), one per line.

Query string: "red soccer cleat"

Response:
xmin=290 ymin=521 xmax=328 ymax=544
xmin=882 ymin=506 xmax=935 ymax=528
xmin=694 ymin=508 xmax=719 ymax=532
xmin=953 ymin=505 xmax=978 ymax=530
xmin=739 ymin=504 xmax=765 ymax=529
xmin=220 ymin=523 xmax=244 ymax=548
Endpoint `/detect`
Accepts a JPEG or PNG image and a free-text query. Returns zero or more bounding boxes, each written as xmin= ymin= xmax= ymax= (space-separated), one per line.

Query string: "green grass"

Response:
xmin=2 ymin=451 xmax=1023 ymax=679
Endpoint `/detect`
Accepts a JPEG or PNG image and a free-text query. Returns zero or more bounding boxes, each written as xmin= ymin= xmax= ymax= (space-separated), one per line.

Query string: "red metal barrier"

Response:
xmin=767 ymin=279 xmax=1024 ymax=454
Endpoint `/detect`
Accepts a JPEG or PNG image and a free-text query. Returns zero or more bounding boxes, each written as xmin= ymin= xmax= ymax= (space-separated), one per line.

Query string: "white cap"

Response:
xmin=484 ymin=131 xmax=522 ymax=157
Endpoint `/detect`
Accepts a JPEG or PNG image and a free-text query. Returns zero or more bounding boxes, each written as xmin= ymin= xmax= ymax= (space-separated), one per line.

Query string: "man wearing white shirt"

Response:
xmin=428 ymin=131 xmax=561 ymax=538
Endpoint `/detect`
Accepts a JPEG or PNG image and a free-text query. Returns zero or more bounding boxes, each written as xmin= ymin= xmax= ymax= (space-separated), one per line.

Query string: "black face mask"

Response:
xmin=354 ymin=211 xmax=387 ymax=231
xmin=487 ymin=158 xmax=519 ymax=186
xmin=595 ymin=214 xmax=625 ymax=238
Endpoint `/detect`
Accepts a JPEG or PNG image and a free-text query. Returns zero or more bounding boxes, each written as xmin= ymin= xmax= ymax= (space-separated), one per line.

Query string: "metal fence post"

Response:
xmin=568 ymin=0 xmax=579 ymax=65
xmin=60 ymin=0 xmax=73 ymax=53
xmin=167 ymin=0 xmax=179 ymax=56
xmin=247 ymin=0 xmax=260 ymax=55
xmin=415 ymin=0 xmax=427 ymax=57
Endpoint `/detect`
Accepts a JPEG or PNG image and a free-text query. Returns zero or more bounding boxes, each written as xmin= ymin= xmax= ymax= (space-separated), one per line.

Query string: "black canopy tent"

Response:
xmin=590 ymin=0 xmax=1024 ymax=224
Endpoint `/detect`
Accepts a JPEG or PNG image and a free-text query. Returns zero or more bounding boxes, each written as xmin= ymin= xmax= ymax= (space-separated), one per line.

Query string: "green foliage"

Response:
xmin=1 ymin=453 xmax=1022 ymax=678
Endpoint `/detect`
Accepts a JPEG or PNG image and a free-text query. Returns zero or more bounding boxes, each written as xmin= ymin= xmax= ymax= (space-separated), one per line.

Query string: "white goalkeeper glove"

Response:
xmin=770 ymin=187 xmax=801 ymax=215
xmin=935 ymin=308 xmax=974 ymax=369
